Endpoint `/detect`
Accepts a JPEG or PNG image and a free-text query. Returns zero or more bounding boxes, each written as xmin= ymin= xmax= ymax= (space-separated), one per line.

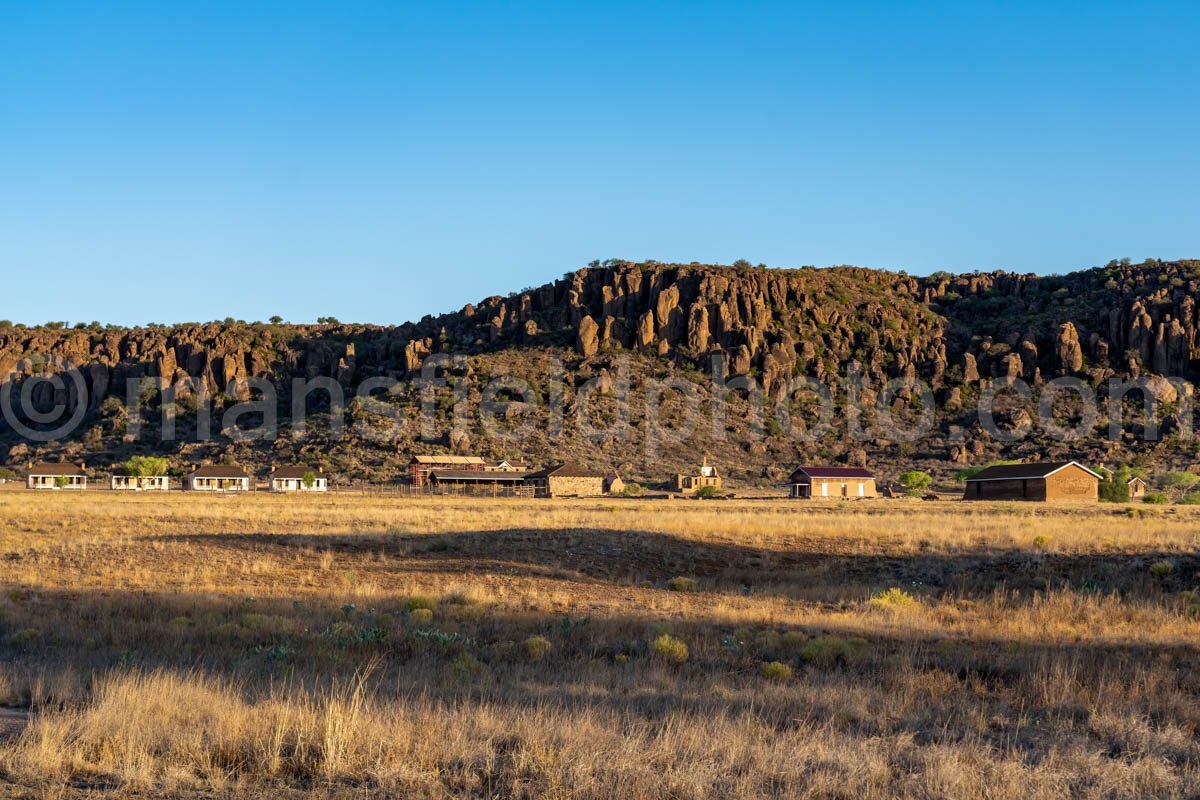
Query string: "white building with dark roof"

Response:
xmin=269 ymin=466 xmax=328 ymax=492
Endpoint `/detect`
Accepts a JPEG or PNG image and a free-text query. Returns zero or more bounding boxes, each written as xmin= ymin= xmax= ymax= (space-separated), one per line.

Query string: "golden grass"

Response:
xmin=0 ymin=490 xmax=1199 ymax=797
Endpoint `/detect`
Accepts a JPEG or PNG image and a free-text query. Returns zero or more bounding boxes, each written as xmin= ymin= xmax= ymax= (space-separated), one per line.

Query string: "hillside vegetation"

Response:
xmin=3 ymin=259 xmax=1200 ymax=484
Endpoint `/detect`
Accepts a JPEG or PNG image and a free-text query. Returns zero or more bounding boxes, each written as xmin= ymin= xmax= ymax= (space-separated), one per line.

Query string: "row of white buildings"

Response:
xmin=23 ymin=462 xmax=328 ymax=493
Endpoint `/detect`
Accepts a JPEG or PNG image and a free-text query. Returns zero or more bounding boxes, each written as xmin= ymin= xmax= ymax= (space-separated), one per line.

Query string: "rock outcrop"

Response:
xmin=5 ymin=257 xmax=1200 ymax=477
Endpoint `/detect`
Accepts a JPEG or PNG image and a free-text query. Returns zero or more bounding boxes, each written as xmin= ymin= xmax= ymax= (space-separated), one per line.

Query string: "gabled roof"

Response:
xmin=963 ymin=461 xmax=1102 ymax=482
xmin=1127 ymin=476 xmax=1147 ymax=485
xmin=188 ymin=464 xmax=250 ymax=479
xmin=27 ymin=462 xmax=86 ymax=476
xmin=788 ymin=466 xmax=875 ymax=480
xmin=430 ymin=469 xmax=528 ymax=482
xmin=485 ymin=459 xmax=528 ymax=470
xmin=525 ymin=463 xmax=607 ymax=480
xmin=270 ymin=466 xmax=326 ymax=480
xmin=410 ymin=455 xmax=485 ymax=465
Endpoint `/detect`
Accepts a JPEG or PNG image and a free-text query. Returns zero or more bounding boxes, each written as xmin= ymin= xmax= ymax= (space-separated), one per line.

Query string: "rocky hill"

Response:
xmin=3 ymin=258 xmax=1200 ymax=487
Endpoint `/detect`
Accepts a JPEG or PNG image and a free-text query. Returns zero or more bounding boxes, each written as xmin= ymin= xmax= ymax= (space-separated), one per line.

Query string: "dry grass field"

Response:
xmin=1 ymin=491 xmax=1200 ymax=798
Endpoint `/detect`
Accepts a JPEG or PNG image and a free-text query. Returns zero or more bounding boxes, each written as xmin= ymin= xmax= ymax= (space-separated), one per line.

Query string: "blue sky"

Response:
xmin=2 ymin=1 xmax=1198 ymax=326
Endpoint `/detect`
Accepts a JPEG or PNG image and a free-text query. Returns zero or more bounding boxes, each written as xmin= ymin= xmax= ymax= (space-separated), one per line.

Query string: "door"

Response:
xmin=858 ymin=481 xmax=864 ymax=497
xmin=820 ymin=481 xmax=827 ymax=497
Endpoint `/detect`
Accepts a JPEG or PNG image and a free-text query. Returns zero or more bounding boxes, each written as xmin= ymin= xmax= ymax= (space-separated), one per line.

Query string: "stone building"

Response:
xmin=1126 ymin=476 xmax=1147 ymax=499
xmin=962 ymin=461 xmax=1100 ymax=502
xmin=785 ymin=466 xmax=876 ymax=499
xmin=524 ymin=463 xmax=607 ymax=498
xmin=673 ymin=456 xmax=722 ymax=493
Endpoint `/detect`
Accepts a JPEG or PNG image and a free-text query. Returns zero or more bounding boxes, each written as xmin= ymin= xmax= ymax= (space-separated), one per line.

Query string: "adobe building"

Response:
xmin=27 ymin=462 xmax=88 ymax=490
xmin=785 ymin=466 xmax=877 ymax=499
xmin=524 ymin=463 xmax=607 ymax=498
xmin=270 ymin=466 xmax=328 ymax=492
xmin=1127 ymin=476 xmax=1147 ymax=499
xmin=962 ymin=461 xmax=1100 ymax=502
xmin=110 ymin=469 xmax=170 ymax=491
xmin=674 ymin=456 xmax=722 ymax=493
xmin=185 ymin=464 xmax=252 ymax=492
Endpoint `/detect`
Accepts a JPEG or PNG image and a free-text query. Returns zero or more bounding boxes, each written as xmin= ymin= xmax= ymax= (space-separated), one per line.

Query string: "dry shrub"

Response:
xmin=651 ymin=634 xmax=688 ymax=664
xmin=761 ymin=661 xmax=793 ymax=681
xmin=667 ymin=577 xmax=697 ymax=592
xmin=524 ymin=635 xmax=552 ymax=661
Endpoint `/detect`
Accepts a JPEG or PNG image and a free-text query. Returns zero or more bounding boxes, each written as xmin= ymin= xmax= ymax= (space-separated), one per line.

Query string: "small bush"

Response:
xmin=694 ymin=485 xmax=723 ymax=498
xmin=1150 ymin=560 xmax=1175 ymax=577
xmin=1143 ymin=493 xmax=1169 ymax=505
xmin=870 ymin=587 xmax=916 ymax=610
xmin=406 ymin=595 xmax=437 ymax=611
xmin=451 ymin=604 xmax=485 ymax=623
xmin=800 ymin=636 xmax=866 ymax=668
xmin=652 ymin=634 xmax=689 ymax=664
xmin=762 ymin=661 xmax=793 ymax=681
xmin=667 ymin=576 xmax=697 ymax=592
xmin=211 ymin=622 xmax=243 ymax=640
xmin=779 ymin=631 xmax=807 ymax=650
xmin=408 ymin=608 xmax=434 ymax=625
xmin=524 ymin=635 xmax=552 ymax=661
xmin=8 ymin=628 xmax=40 ymax=647
xmin=450 ymin=653 xmax=484 ymax=682
xmin=1032 ymin=534 xmax=1051 ymax=550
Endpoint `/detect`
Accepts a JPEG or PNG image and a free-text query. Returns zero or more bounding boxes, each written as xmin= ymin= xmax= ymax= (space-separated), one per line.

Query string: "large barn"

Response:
xmin=962 ymin=461 xmax=1100 ymax=502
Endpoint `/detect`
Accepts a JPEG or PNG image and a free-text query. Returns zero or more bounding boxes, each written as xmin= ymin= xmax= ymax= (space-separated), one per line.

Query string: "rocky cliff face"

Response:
xmin=3 ymin=258 xmax=1200 ymax=481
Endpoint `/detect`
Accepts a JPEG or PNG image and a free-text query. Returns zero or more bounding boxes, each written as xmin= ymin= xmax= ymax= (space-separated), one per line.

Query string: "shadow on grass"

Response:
xmin=147 ymin=527 xmax=1200 ymax=600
